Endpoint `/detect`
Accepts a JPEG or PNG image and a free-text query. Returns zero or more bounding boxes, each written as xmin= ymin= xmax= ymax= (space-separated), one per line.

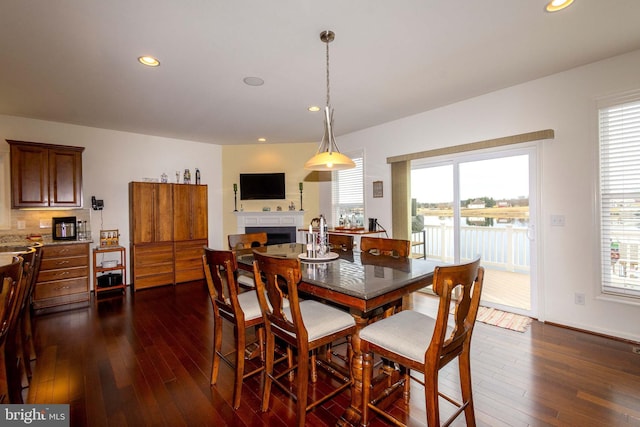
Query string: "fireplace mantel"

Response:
xmin=234 ymin=211 xmax=305 ymax=243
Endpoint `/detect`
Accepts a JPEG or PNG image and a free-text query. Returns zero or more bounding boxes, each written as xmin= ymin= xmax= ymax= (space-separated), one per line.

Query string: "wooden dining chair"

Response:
xmin=202 ymin=248 xmax=268 ymax=409
xmin=0 ymin=256 xmax=23 ymax=403
xmin=360 ymin=257 xmax=484 ymax=427
xmin=10 ymin=246 xmax=37 ymax=395
xmin=21 ymin=243 xmax=43 ymax=380
xmin=360 ymin=236 xmax=411 ymax=258
xmin=252 ymin=251 xmax=357 ymax=427
xmin=228 ymin=232 xmax=268 ymax=287
xmin=328 ymin=233 xmax=354 ymax=251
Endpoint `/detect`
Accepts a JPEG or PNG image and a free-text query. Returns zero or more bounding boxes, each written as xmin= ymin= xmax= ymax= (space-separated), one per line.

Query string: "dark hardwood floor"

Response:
xmin=25 ymin=281 xmax=640 ymax=426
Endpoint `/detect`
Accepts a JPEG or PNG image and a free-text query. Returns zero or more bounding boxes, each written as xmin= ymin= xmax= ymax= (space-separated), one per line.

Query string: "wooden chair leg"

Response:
xmin=210 ymin=317 xmax=223 ymax=385
xmin=261 ymin=332 xmax=275 ymax=413
xmin=459 ymin=350 xmax=476 ymax=427
xmin=310 ymin=352 xmax=317 ymax=383
xmin=295 ymin=346 xmax=309 ymax=427
xmin=287 ymin=346 xmax=294 ymax=382
xmin=424 ymin=368 xmax=440 ymax=427
xmin=233 ymin=327 xmax=246 ymax=409
xmin=361 ymin=350 xmax=373 ymax=427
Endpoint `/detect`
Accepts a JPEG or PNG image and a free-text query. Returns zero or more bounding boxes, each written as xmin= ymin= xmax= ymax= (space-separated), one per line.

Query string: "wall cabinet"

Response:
xmin=130 ymin=182 xmax=208 ymax=290
xmin=33 ymin=242 xmax=90 ymax=312
xmin=8 ymin=140 xmax=84 ymax=208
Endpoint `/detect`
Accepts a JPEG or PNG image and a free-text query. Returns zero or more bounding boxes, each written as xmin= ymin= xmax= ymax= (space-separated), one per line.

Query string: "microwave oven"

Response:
xmin=52 ymin=216 xmax=77 ymax=241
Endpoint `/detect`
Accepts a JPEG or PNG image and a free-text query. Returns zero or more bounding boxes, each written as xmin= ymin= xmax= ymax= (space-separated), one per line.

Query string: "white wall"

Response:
xmin=0 ymin=116 xmax=224 ymax=285
xmin=332 ymin=49 xmax=640 ymax=342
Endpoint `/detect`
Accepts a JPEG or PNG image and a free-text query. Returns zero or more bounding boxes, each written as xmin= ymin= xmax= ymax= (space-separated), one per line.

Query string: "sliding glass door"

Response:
xmin=411 ymin=146 xmax=537 ymax=316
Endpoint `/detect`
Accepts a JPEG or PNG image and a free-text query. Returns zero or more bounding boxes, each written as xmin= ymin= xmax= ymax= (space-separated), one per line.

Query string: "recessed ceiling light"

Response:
xmin=243 ymin=77 xmax=264 ymax=86
xmin=257 ymin=137 xmax=267 ymax=142
xmin=138 ymin=56 xmax=160 ymax=67
xmin=545 ymin=0 xmax=574 ymax=12
xmin=308 ymin=106 xmax=321 ymax=112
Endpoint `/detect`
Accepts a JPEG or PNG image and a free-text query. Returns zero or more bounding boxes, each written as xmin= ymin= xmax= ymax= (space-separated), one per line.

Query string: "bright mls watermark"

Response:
xmin=1 ymin=405 xmax=69 ymax=426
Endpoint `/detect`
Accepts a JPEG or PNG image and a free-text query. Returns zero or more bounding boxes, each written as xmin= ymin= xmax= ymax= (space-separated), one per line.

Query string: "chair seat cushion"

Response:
xmin=237 ymin=272 xmax=255 ymax=287
xmin=237 ymin=289 xmax=289 ymax=322
xmin=237 ymin=290 xmax=263 ymax=321
xmin=282 ymin=300 xmax=355 ymax=341
xmin=360 ymin=310 xmax=452 ymax=363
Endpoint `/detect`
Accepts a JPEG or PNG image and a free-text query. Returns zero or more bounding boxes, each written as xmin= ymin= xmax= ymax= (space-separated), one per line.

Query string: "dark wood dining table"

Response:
xmin=235 ymin=243 xmax=439 ymax=426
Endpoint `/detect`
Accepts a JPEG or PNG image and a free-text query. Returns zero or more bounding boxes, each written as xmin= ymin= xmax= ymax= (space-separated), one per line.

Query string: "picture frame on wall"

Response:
xmin=373 ymin=180 xmax=383 ymax=198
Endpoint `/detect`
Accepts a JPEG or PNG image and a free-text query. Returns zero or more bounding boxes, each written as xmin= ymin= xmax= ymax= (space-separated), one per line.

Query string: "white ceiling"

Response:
xmin=1 ymin=1 xmax=640 ymax=145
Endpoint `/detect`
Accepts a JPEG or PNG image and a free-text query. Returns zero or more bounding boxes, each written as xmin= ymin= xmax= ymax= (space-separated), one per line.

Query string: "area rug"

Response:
xmin=474 ymin=306 xmax=532 ymax=332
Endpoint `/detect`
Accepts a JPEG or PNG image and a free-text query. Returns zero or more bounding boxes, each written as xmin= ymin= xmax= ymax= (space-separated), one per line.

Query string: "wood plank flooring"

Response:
xmin=25 ymin=281 xmax=640 ymax=426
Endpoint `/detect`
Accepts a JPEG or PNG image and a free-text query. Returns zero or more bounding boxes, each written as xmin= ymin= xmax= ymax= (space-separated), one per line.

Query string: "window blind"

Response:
xmin=599 ymin=94 xmax=640 ymax=298
xmin=332 ymin=152 xmax=363 ymax=225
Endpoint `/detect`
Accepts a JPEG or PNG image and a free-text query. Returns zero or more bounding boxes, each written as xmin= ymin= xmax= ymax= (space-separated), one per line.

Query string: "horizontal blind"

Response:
xmin=599 ymin=95 xmax=640 ymax=298
xmin=332 ymin=152 xmax=363 ymax=223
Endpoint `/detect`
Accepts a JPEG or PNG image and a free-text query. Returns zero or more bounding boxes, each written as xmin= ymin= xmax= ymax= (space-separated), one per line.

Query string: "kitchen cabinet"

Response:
xmin=7 ymin=140 xmax=84 ymax=208
xmin=129 ymin=182 xmax=208 ymax=290
xmin=33 ymin=242 xmax=90 ymax=312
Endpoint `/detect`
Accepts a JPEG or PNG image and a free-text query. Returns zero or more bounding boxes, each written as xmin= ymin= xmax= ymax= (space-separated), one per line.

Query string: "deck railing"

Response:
xmin=416 ymin=224 xmax=530 ymax=273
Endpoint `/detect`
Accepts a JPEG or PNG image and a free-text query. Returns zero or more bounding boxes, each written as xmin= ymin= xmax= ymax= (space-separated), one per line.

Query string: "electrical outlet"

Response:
xmin=17 ymin=220 xmax=26 ymax=229
xmin=574 ymin=292 xmax=585 ymax=305
xmin=40 ymin=219 xmax=52 ymax=229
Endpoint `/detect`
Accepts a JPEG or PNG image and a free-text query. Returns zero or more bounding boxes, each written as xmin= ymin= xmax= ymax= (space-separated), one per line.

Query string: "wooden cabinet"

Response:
xmin=130 ymin=182 xmax=208 ymax=290
xmin=33 ymin=242 xmax=90 ymax=312
xmin=173 ymin=184 xmax=208 ymax=241
xmin=129 ymin=182 xmax=173 ymax=244
xmin=8 ymin=140 xmax=84 ymax=208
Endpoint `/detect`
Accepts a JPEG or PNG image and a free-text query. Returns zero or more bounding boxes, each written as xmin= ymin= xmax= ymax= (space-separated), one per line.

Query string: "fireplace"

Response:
xmin=246 ymin=226 xmax=297 ymax=245
xmin=234 ymin=211 xmax=305 ymax=243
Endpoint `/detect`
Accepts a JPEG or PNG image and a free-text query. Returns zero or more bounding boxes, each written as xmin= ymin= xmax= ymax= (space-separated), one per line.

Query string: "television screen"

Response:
xmin=240 ymin=173 xmax=286 ymax=200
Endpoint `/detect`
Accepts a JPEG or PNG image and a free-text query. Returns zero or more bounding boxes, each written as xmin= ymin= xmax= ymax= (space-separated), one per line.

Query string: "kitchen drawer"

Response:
xmin=42 ymin=243 xmax=89 ymax=258
xmin=40 ymin=255 xmax=88 ymax=271
xmin=35 ymin=277 xmax=88 ymax=300
xmin=37 ymin=266 xmax=88 ymax=282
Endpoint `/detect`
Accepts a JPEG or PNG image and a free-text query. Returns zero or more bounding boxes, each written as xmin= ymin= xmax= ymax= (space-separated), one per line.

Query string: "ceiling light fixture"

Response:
xmin=243 ymin=76 xmax=265 ymax=86
xmin=308 ymin=106 xmax=321 ymax=112
xmin=545 ymin=0 xmax=574 ymax=12
xmin=304 ymin=30 xmax=355 ymax=171
xmin=138 ymin=56 xmax=160 ymax=67
xmin=257 ymin=137 xmax=267 ymax=142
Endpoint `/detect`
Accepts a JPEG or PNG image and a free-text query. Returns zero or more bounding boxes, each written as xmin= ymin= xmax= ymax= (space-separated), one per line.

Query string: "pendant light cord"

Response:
xmin=326 ymin=37 xmax=331 ymax=108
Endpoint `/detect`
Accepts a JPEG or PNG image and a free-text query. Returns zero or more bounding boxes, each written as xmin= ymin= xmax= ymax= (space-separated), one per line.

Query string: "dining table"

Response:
xmin=235 ymin=243 xmax=439 ymax=427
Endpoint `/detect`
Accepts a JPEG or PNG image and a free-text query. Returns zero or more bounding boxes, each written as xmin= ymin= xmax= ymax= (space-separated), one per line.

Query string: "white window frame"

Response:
xmin=598 ymin=90 xmax=640 ymax=299
xmin=331 ymin=150 xmax=364 ymax=227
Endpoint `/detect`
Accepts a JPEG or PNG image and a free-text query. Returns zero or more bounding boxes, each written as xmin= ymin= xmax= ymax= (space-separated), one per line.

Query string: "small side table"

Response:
xmin=93 ymin=246 xmax=127 ymax=299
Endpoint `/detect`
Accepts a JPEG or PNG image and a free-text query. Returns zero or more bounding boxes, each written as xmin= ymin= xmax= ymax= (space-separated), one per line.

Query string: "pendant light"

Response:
xmin=304 ymin=30 xmax=355 ymax=171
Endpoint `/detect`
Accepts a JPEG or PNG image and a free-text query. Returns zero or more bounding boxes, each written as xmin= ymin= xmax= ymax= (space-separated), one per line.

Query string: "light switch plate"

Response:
xmin=550 ymin=214 xmax=565 ymax=227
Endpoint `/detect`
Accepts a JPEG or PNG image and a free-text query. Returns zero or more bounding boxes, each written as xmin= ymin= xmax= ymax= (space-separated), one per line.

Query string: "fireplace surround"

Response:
xmin=234 ymin=211 xmax=305 ymax=244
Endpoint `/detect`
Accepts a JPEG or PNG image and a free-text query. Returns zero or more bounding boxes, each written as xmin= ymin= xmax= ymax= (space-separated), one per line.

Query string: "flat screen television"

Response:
xmin=240 ymin=173 xmax=286 ymax=200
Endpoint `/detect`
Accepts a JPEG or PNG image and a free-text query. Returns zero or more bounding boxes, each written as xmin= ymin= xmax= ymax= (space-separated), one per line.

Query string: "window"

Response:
xmin=332 ymin=151 xmax=364 ymax=227
xmin=599 ymin=92 xmax=640 ymax=298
